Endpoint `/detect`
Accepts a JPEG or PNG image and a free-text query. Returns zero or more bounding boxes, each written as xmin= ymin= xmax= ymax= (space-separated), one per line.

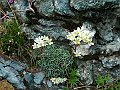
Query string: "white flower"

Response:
xmin=32 ymin=43 xmax=40 ymax=49
xmin=76 ymin=27 xmax=81 ymax=31
xmin=32 ymin=35 xmax=53 ymax=49
xmin=73 ymin=38 xmax=80 ymax=44
xmin=34 ymin=36 xmax=43 ymax=44
xmin=74 ymin=50 xmax=81 ymax=57
xmin=50 ymin=77 xmax=67 ymax=84
xmin=48 ymin=40 xmax=53 ymax=45
xmin=66 ymin=25 xmax=95 ymax=57
xmin=66 ymin=26 xmax=95 ymax=46
xmin=42 ymin=35 xmax=49 ymax=42
xmin=71 ymin=30 xmax=79 ymax=36
xmin=67 ymin=33 xmax=75 ymax=41
xmin=88 ymin=42 xmax=94 ymax=46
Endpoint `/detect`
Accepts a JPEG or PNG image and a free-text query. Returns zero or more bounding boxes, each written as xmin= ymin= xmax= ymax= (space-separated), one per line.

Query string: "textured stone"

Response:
xmin=0 ymin=67 xmax=26 ymax=89
xmin=24 ymin=72 xmax=34 ymax=89
xmin=4 ymin=60 xmax=12 ymax=66
xmin=110 ymin=66 xmax=120 ymax=79
xmin=114 ymin=8 xmax=120 ymax=17
xmin=0 ymin=69 xmax=6 ymax=77
xmin=0 ymin=56 xmax=6 ymax=64
xmin=70 ymin=0 xmax=120 ymax=11
xmin=77 ymin=60 xmax=93 ymax=85
xmin=35 ymin=0 xmax=54 ymax=17
xmin=0 ymin=57 xmax=12 ymax=67
xmin=10 ymin=61 xmax=27 ymax=71
xmin=23 ymin=24 xmax=68 ymax=41
xmin=54 ymin=0 xmax=74 ymax=16
xmin=24 ymin=72 xmax=33 ymax=83
xmin=99 ymin=55 xmax=120 ymax=68
xmin=49 ymin=86 xmax=61 ymax=90
xmin=2 ymin=67 xmax=19 ymax=76
xmin=34 ymin=72 xmax=45 ymax=85
xmin=97 ymin=20 xmax=115 ymax=43
xmin=1 ymin=0 xmax=8 ymax=10
xmin=38 ymin=19 xmax=65 ymax=27
xmin=14 ymin=0 xmax=28 ymax=23
xmin=0 ymin=62 xmax=4 ymax=68
xmin=21 ymin=26 xmax=39 ymax=40
xmin=47 ymin=80 xmax=52 ymax=88
xmin=92 ymin=60 xmax=120 ymax=82
xmin=91 ymin=38 xmax=120 ymax=55
xmin=1 ymin=0 xmax=120 ymax=89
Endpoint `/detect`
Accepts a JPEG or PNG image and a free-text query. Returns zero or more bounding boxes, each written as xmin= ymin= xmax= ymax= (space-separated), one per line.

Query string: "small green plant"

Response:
xmin=63 ymin=86 xmax=69 ymax=90
xmin=68 ymin=69 xmax=79 ymax=87
xmin=113 ymin=81 xmax=120 ymax=90
xmin=96 ymin=75 xmax=120 ymax=90
xmin=96 ymin=75 xmax=110 ymax=90
xmin=0 ymin=20 xmax=27 ymax=55
xmin=37 ymin=44 xmax=73 ymax=77
xmin=62 ymin=69 xmax=78 ymax=90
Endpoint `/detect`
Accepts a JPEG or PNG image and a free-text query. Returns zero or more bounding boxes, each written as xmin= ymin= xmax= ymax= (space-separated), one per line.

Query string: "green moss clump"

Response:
xmin=37 ymin=44 xmax=73 ymax=77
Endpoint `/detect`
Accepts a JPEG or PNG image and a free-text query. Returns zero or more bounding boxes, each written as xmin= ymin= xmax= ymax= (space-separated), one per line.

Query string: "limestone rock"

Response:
xmin=35 ymin=0 xmax=54 ymax=17
xmin=14 ymin=0 xmax=28 ymax=23
xmin=99 ymin=55 xmax=120 ymax=68
xmin=34 ymin=72 xmax=45 ymax=85
xmin=77 ymin=60 xmax=93 ymax=85
xmin=22 ymin=24 xmax=68 ymax=41
xmin=54 ymin=0 xmax=74 ymax=16
xmin=70 ymin=0 xmax=120 ymax=11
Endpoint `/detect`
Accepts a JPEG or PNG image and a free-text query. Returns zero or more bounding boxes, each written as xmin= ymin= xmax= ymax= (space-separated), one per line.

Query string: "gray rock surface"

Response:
xmin=77 ymin=60 xmax=93 ymax=85
xmin=93 ymin=60 xmax=120 ymax=82
xmin=0 ymin=66 xmax=26 ymax=89
xmin=91 ymin=38 xmax=120 ymax=55
xmin=23 ymin=72 xmax=34 ymax=89
xmin=96 ymin=16 xmax=117 ymax=44
xmin=100 ymin=55 xmax=120 ymax=68
xmin=70 ymin=0 xmax=120 ymax=11
xmin=54 ymin=0 xmax=74 ymax=16
xmin=14 ymin=0 xmax=28 ymax=23
xmin=1 ymin=0 xmax=8 ymax=10
xmin=47 ymin=80 xmax=52 ymax=88
xmin=34 ymin=72 xmax=45 ymax=85
xmin=35 ymin=0 xmax=54 ymax=17
xmin=0 ymin=56 xmax=54 ymax=89
xmin=24 ymin=72 xmax=33 ymax=83
xmin=10 ymin=61 xmax=27 ymax=71
xmin=22 ymin=20 xmax=68 ymax=40
xmin=38 ymin=19 xmax=65 ymax=27
xmin=1 ymin=0 xmax=120 ymax=89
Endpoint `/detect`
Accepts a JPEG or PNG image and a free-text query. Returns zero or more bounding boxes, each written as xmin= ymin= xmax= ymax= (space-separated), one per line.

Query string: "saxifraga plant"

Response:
xmin=37 ymin=44 xmax=73 ymax=77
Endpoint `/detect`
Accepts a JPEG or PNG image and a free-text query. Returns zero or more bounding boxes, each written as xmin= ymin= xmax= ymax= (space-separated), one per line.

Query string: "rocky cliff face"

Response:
xmin=1 ymin=0 xmax=120 ymax=89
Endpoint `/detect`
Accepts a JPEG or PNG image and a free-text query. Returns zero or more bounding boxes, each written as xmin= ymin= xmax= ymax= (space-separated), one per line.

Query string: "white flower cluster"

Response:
xmin=32 ymin=35 xmax=53 ymax=49
xmin=67 ymin=26 xmax=95 ymax=57
xmin=50 ymin=77 xmax=67 ymax=84
xmin=67 ymin=26 xmax=94 ymax=46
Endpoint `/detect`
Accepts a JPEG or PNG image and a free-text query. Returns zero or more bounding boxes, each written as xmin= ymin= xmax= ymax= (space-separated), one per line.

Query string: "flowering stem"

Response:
xmin=28 ymin=0 xmax=35 ymax=13
xmin=0 ymin=8 xmax=9 ymax=20
xmin=8 ymin=4 xmax=19 ymax=26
